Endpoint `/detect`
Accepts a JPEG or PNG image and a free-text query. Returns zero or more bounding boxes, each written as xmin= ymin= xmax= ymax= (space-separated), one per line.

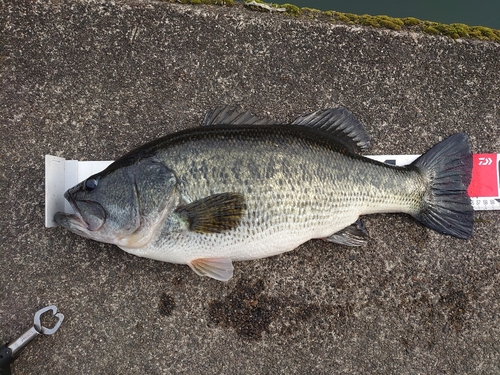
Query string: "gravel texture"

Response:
xmin=1 ymin=1 xmax=499 ymax=374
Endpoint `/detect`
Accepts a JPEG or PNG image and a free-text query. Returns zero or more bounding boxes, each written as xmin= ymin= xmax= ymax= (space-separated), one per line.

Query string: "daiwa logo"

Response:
xmin=478 ymin=157 xmax=493 ymax=166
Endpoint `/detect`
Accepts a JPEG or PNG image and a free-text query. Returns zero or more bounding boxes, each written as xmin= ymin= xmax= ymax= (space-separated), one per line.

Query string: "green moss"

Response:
xmin=450 ymin=23 xmax=470 ymax=37
xmin=358 ymin=15 xmax=379 ymax=28
xmin=301 ymin=7 xmax=320 ymax=14
xmin=424 ymin=22 xmax=471 ymax=39
xmin=281 ymin=3 xmax=300 ymax=16
xmin=336 ymin=13 xmax=403 ymax=30
xmin=379 ymin=15 xmax=404 ymax=27
xmin=334 ymin=12 xmax=351 ymax=24
xmin=413 ymin=21 xmax=500 ymax=40
xmin=326 ymin=6 xmax=499 ymax=42
xmin=379 ymin=18 xmax=402 ymax=30
xmin=422 ymin=25 xmax=440 ymax=35
xmin=175 ymin=0 xmax=500 ymax=42
xmin=344 ymin=13 xmax=360 ymax=22
xmin=402 ymin=17 xmax=421 ymax=26
xmin=301 ymin=7 xmax=321 ymax=19
xmin=470 ymin=26 xmax=500 ymax=41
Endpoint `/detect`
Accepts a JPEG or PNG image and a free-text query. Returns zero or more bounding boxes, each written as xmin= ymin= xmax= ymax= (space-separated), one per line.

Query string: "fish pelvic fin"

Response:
xmin=326 ymin=219 xmax=368 ymax=246
xmin=175 ymin=193 xmax=246 ymax=233
xmin=189 ymin=258 xmax=234 ymax=281
xmin=411 ymin=133 xmax=473 ymax=239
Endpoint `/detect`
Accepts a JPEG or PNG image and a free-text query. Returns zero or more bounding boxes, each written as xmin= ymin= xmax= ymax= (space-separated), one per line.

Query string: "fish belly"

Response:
xmin=134 ymin=208 xmax=359 ymax=264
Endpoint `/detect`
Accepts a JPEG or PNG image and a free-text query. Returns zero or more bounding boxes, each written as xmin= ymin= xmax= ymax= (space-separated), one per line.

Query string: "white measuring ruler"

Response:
xmin=45 ymin=153 xmax=500 ymax=227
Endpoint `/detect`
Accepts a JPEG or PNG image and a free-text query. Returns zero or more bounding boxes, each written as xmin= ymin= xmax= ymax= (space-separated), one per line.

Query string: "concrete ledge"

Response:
xmin=1 ymin=1 xmax=499 ymax=374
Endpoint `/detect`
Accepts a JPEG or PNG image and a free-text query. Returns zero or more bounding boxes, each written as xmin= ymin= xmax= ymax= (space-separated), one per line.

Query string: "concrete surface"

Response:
xmin=1 ymin=1 xmax=499 ymax=374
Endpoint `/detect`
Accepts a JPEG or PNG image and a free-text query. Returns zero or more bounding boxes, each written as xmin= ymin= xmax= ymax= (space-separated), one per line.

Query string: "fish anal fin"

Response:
xmin=292 ymin=108 xmax=370 ymax=153
xmin=175 ymin=193 xmax=246 ymax=233
xmin=189 ymin=258 xmax=234 ymax=281
xmin=201 ymin=105 xmax=276 ymax=126
xmin=325 ymin=219 xmax=368 ymax=246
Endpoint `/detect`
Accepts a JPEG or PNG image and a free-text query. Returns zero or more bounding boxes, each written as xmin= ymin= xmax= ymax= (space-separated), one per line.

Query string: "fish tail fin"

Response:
xmin=410 ymin=133 xmax=473 ymax=239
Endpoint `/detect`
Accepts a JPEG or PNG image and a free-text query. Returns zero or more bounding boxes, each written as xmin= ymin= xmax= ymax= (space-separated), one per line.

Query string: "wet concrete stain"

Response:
xmin=208 ymin=278 xmax=350 ymax=340
xmin=208 ymin=279 xmax=278 ymax=339
xmin=440 ymin=290 xmax=468 ymax=332
xmin=397 ymin=288 xmax=471 ymax=353
xmin=158 ymin=292 xmax=176 ymax=316
xmin=207 ymin=276 xmax=472 ymax=343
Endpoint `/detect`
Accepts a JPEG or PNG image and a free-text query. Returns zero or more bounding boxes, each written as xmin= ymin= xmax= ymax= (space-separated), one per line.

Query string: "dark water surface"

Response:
xmin=289 ymin=0 xmax=500 ymax=29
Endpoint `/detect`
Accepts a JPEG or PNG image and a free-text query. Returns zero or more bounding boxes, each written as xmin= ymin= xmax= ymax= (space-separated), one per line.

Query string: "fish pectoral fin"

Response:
xmin=325 ymin=219 xmax=369 ymax=246
xmin=189 ymin=258 xmax=234 ymax=281
xmin=175 ymin=193 xmax=246 ymax=233
xmin=201 ymin=105 xmax=276 ymax=126
xmin=292 ymin=108 xmax=370 ymax=153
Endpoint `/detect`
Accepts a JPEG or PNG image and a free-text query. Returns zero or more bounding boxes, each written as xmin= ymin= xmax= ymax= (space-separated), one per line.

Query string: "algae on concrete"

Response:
xmin=176 ymin=0 xmax=500 ymax=40
xmin=239 ymin=0 xmax=500 ymax=41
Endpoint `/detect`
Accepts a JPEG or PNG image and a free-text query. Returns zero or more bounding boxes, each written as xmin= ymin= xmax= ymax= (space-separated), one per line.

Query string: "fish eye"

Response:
xmin=85 ymin=178 xmax=98 ymax=191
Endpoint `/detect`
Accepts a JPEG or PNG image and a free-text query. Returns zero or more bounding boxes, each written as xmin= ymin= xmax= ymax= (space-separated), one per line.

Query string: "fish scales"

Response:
xmin=142 ymin=125 xmax=424 ymax=262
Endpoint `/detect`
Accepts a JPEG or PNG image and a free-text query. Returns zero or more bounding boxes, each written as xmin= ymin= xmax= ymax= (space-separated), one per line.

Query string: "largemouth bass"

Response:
xmin=55 ymin=106 xmax=473 ymax=281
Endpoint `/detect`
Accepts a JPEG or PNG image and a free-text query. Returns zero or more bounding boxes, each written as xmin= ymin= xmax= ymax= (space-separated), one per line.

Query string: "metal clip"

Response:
xmin=7 ymin=305 xmax=64 ymax=357
xmin=33 ymin=305 xmax=64 ymax=335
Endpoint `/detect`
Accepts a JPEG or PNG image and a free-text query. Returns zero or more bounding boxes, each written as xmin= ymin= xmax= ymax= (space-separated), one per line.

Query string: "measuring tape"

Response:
xmin=45 ymin=153 xmax=500 ymax=227
xmin=468 ymin=154 xmax=499 ymax=211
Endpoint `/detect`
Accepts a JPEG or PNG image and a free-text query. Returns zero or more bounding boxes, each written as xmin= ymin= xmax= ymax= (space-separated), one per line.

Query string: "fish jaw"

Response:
xmin=54 ymin=211 xmax=106 ymax=241
xmin=54 ymin=195 xmax=121 ymax=245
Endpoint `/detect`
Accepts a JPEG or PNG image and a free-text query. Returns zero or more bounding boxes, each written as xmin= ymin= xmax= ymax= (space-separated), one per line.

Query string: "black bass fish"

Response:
xmin=55 ymin=106 xmax=473 ymax=281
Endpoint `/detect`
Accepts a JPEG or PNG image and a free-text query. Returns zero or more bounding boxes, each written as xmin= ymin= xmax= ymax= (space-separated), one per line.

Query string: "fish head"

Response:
xmin=55 ymin=170 xmax=139 ymax=243
xmin=54 ymin=157 xmax=178 ymax=248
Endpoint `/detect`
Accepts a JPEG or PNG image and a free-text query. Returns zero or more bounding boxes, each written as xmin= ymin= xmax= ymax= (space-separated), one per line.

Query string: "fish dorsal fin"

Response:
xmin=189 ymin=258 xmax=234 ymax=281
xmin=292 ymin=108 xmax=371 ymax=153
xmin=201 ymin=105 xmax=276 ymax=126
xmin=325 ymin=219 xmax=368 ymax=246
xmin=175 ymin=192 xmax=246 ymax=233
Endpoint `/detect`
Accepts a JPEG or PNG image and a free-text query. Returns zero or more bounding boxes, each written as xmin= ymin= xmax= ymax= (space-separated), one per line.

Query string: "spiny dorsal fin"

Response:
xmin=175 ymin=192 xmax=246 ymax=233
xmin=201 ymin=105 xmax=276 ymax=126
xmin=292 ymin=108 xmax=370 ymax=153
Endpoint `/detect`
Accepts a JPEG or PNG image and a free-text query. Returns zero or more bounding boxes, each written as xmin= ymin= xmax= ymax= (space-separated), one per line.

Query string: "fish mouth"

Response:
xmin=54 ymin=194 xmax=106 ymax=232
xmin=54 ymin=211 xmax=88 ymax=231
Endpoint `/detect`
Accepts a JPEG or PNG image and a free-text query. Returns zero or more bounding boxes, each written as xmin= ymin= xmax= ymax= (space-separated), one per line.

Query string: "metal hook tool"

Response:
xmin=0 ymin=305 xmax=64 ymax=375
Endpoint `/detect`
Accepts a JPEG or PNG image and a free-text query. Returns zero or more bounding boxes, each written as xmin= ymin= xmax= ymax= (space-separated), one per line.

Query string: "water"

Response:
xmin=289 ymin=0 xmax=500 ymax=29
